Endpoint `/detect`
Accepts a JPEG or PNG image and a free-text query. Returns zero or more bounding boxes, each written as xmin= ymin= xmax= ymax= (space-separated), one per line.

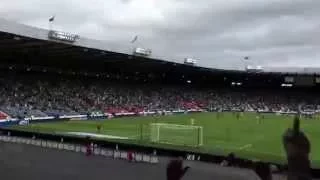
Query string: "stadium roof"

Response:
xmin=0 ymin=17 xmax=253 ymax=79
xmin=0 ymin=18 xmax=196 ymax=69
xmin=0 ymin=18 xmax=320 ymax=75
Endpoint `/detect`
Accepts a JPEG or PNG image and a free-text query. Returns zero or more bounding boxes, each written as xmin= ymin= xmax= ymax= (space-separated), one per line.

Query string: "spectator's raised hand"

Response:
xmin=283 ymin=116 xmax=311 ymax=180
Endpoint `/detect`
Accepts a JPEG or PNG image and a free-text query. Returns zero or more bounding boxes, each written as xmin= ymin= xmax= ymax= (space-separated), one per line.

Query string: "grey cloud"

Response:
xmin=0 ymin=0 xmax=319 ymax=70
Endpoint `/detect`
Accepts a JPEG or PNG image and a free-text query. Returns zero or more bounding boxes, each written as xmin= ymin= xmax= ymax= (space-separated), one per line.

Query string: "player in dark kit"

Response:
xmin=236 ymin=112 xmax=240 ymax=120
xmin=283 ymin=115 xmax=311 ymax=180
xmin=167 ymin=157 xmax=190 ymax=180
xmin=96 ymin=123 xmax=102 ymax=133
xmin=216 ymin=109 xmax=222 ymax=120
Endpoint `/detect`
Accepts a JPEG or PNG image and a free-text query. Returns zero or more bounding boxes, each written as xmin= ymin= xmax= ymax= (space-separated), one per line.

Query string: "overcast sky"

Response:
xmin=0 ymin=0 xmax=319 ymax=70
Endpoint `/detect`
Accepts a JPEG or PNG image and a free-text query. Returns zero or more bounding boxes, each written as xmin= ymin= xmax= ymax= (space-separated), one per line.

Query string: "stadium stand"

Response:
xmin=0 ymin=111 xmax=9 ymax=120
xmin=0 ymin=71 xmax=319 ymax=118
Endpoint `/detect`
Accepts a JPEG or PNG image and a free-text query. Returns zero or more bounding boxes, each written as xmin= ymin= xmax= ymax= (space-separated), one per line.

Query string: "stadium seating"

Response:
xmin=0 ymin=111 xmax=9 ymax=120
xmin=0 ymin=74 xmax=319 ymax=118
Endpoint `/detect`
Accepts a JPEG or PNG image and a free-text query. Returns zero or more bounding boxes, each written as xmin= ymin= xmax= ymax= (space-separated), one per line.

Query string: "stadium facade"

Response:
xmin=2 ymin=18 xmax=320 ymax=73
xmin=0 ymin=20 xmax=319 ymax=86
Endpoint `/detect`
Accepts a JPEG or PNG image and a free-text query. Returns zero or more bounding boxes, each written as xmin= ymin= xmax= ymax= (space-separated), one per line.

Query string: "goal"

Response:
xmin=150 ymin=123 xmax=203 ymax=147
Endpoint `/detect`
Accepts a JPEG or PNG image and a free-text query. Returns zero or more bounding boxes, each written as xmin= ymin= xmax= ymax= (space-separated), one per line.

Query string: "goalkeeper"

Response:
xmin=236 ymin=112 xmax=240 ymax=120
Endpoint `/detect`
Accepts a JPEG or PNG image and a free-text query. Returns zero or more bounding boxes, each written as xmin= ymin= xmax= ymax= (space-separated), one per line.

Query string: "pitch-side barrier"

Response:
xmin=0 ymin=134 xmax=159 ymax=164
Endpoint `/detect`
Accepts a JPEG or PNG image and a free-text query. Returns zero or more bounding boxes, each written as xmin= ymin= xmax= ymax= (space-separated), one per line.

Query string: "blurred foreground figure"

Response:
xmin=86 ymin=136 xmax=92 ymax=156
xmin=283 ymin=116 xmax=311 ymax=180
xmin=220 ymin=152 xmax=235 ymax=167
xmin=254 ymin=161 xmax=272 ymax=180
xmin=127 ymin=150 xmax=134 ymax=162
xmin=167 ymin=157 xmax=190 ymax=180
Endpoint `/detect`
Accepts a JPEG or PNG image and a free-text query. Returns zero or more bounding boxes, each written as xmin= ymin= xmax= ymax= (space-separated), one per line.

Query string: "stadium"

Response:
xmin=0 ymin=17 xmax=319 ymax=179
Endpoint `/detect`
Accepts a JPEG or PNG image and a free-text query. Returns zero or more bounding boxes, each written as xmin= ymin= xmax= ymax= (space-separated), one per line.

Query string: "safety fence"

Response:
xmin=0 ymin=134 xmax=159 ymax=164
xmin=2 ymin=134 xmax=319 ymax=180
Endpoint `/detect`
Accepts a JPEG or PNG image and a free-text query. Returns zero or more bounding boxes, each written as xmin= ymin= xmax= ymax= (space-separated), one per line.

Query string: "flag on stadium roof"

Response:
xmin=131 ymin=35 xmax=138 ymax=43
xmin=49 ymin=16 xmax=55 ymax=22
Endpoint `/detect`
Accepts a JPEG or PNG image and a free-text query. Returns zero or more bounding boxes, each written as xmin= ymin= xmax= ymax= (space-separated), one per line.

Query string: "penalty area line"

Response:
xmin=239 ymin=144 xmax=252 ymax=150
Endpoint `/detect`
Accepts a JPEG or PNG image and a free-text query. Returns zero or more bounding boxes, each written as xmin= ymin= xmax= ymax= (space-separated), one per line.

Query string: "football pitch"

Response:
xmin=11 ymin=112 xmax=320 ymax=167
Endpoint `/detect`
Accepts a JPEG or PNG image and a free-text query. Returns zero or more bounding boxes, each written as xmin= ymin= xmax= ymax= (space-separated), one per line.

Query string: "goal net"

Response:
xmin=150 ymin=123 xmax=203 ymax=147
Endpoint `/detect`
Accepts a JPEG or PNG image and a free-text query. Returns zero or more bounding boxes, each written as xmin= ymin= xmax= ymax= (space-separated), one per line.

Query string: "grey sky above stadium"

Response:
xmin=0 ymin=0 xmax=319 ymax=70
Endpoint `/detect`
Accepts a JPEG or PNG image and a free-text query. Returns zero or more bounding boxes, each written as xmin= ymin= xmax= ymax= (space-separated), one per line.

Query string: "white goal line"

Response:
xmin=157 ymin=126 xmax=202 ymax=130
xmin=150 ymin=123 xmax=202 ymax=129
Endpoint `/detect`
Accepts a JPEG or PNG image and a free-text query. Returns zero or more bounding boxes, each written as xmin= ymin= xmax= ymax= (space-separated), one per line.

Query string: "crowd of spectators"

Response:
xmin=0 ymin=73 xmax=320 ymax=118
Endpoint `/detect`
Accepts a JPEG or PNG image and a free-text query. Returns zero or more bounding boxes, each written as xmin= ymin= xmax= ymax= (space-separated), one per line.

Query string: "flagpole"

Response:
xmin=242 ymin=56 xmax=250 ymax=70
xmin=49 ymin=22 xmax=53 ymax=30
xmin=130 ymin=35 xmax=138 ymax=54
xmin=131 ymin=35 xmax=138 ymax=44
xmin=48 ymin=16 xmax=55 ymax=30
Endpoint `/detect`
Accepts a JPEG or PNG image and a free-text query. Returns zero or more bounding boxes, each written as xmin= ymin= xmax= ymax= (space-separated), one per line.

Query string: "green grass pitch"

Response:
xmin=11 ymin=112 xmax=320 ymax=167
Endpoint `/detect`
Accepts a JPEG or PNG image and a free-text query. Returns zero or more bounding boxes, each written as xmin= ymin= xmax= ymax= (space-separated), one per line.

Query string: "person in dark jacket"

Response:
xmin=283 ymin=116 xmax=311 ymax=180
xmin=254 ymin=162 xmax=272 ymax=180
xmin=127 ymin=150 xmax=134 ymax=162
xmin=85 ymin=136 xmax=92 ymax=156
xmin=167 ymin=157 xmax=190 ymax=180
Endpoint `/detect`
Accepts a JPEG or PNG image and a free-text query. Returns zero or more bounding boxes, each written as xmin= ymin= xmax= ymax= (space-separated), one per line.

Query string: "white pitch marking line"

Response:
xmin=239 ymin=144 xmax=252 ymax=150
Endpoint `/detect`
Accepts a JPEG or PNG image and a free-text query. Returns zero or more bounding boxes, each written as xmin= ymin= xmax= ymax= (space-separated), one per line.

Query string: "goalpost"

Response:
xmin=150 ymin=123 xmax=203 ymax=147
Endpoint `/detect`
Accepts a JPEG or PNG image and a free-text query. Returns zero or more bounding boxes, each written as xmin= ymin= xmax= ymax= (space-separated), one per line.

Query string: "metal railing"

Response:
xmin=0 ymin=134 xmax=159 ymax=164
